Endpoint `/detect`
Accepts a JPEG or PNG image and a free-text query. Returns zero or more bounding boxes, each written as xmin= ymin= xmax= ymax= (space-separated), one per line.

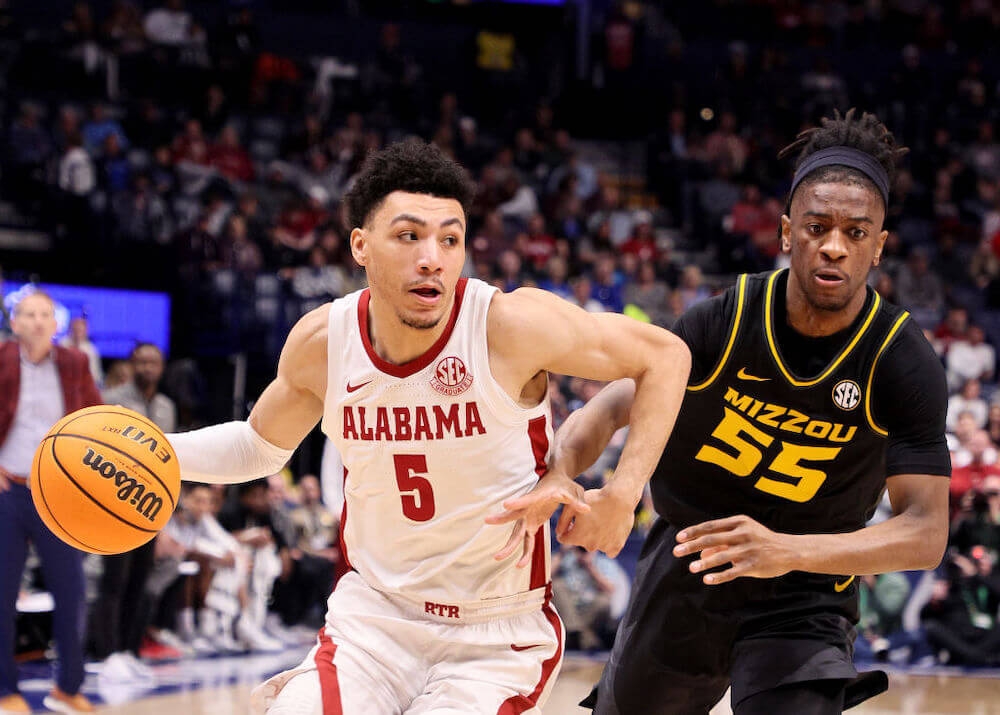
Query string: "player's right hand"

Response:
xmin=485 ymin=470 xmax=590 ymax=569
xmin=0 ymin=467 xmax=10 ymax=493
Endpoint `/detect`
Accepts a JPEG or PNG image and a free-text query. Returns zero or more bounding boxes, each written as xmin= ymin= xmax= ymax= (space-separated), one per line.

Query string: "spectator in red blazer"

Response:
xmin=0 ymin=291 xmax=102 ymax=714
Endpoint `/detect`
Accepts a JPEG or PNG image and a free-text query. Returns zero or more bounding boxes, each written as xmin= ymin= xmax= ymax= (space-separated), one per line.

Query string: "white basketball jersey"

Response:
xmin=321 ymin=278 xmax=553 ymax=606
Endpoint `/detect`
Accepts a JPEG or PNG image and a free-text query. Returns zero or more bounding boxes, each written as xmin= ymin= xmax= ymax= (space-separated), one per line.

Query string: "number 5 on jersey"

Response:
xmin=393 ymin=454 xmax=436 ymax=521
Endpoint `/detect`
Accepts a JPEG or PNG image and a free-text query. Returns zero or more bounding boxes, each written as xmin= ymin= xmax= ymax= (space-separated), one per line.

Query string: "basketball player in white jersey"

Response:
xmin=166 ymin=138 xmax=691 ymax=714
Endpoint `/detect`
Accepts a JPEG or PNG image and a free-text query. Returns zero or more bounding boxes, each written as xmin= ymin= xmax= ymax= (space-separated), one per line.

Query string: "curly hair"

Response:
xmin=778 ymin=108 xmax=908 ymax=210
xmin=344 ymin=138 xmax=476 ymax=229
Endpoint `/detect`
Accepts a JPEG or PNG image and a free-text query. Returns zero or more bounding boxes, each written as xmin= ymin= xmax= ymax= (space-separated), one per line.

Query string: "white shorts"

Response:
xmin=251 ymin=571 xmax=564 ymax=714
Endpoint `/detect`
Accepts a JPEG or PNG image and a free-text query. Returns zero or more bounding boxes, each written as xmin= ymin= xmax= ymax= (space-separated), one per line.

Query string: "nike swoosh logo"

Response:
xmin=510 ymin=643 xmax=545 ymax=652
xmin=737 ymin=367 xmax=770 ymax=382
xmin=834 ymin=575 xmax=855 ymax=592
xmin=346 ymin=380 xmax=372 ymax=393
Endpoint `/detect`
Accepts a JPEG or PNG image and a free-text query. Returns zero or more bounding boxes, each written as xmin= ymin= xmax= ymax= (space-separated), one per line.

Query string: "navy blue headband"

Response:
xmin=790 ymin=146 xmax=890 ymax=207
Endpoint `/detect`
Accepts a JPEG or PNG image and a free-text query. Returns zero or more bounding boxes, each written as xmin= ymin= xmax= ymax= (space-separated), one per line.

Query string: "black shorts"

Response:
xmin=595 ymin=520 xmax=860 ymax=715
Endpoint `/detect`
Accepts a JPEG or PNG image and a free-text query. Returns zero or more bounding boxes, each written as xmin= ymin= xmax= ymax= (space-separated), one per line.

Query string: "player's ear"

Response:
xmin=779 ymin=215 xmax=792 ymax=254
xmin=350 ymin=227 xmax=368 ymax=267
xmin=873 ymin=229 xmax=888 ymax=266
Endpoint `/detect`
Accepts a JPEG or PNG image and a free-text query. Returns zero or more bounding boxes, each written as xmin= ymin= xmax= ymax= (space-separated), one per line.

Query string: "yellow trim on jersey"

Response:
xmin=864 ymin=311 xmax=911 ymax=437
xmin=764 ymin=270 xmax=882 ymax=387
xmin=688 ymin=274 xmax=748 ymax=393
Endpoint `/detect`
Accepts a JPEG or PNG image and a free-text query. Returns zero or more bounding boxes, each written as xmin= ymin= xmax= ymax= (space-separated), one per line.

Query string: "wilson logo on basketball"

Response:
xmin=81 ymin=448 xmax=164 ymax=522
xmin=115 ymin=424 xmax=173 ymax=464
xmin=430 ymin=356 xmax=473 ymax=396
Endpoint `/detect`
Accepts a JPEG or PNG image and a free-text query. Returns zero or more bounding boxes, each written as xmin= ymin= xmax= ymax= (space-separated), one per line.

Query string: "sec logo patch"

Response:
xmin=832 ymin=379 xmax=861 ymax=411
xmin=430 ymin=356 xmax=473 ymax=396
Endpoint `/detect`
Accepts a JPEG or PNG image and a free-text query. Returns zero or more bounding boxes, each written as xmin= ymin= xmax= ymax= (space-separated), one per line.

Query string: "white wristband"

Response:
xmin=166 ymin=421 xmax=295 ymax=485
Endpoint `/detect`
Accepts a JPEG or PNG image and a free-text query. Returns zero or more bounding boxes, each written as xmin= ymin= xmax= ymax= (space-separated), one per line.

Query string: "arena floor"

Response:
xmin=14 ymin=647 xmax=1000 ymax=713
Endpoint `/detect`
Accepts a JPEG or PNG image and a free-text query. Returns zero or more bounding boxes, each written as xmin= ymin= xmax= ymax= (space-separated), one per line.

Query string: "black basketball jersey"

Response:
xmin=654 ymin=270 xmax=912 ymax=535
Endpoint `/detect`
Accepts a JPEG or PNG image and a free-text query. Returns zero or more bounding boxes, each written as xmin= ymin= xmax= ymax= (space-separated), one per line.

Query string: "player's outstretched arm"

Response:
xmin=551 ymin=379 xmax=635 ymax=482
xmin=488 ymin=288 xmax=691 ymax=558
xmin=673 ymin=474 xmax=949 ymax=584
xmin=167 ymin=306 xmax=328 ymax=484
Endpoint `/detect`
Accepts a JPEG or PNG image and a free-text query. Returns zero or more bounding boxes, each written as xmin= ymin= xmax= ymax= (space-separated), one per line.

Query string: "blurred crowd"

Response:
xmin=3 ymin=0 xmax=1000 ymax=666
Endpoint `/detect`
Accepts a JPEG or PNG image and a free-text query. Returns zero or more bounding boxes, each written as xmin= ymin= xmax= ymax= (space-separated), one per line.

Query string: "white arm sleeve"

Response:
xmin=166 ymin=421 xmax=295 ymax=485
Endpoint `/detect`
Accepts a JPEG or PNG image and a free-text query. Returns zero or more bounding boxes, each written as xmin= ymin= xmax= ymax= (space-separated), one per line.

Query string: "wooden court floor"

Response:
xmin=88 ymin=654 xmax=1000 ymax=714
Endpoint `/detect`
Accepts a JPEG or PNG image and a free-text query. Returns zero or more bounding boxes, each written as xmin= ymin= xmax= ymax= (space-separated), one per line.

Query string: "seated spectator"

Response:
xmin=56 ymin=129 xmax=97 ymax=262
xmin=5 ymin=103 xmax=52 ymax=212
xmin=858 ymin=572 xmax=912 ymax=659
xmin=144 ymin=0 xmax=195 ymax=47
xmin=948 ymin=409 xmax=981 ymax=453
xmin=935 ymin=306 xmax=970 ymax=356
xmin=297 ymin=148 xmax=344 ymax=206
xmin=272 ymin=190 xmax=328 ymax=268
xmin=282 ymin=114 xmax=324 ymax=163
xmin=677 ymin=265 xmax=711 ymax=310
xmin=274 ymin=475 xmax=338 ymax=628
xmin=516 ymin=213 xmax=559 ymax=275
xmin=497 ymin=172 xmax=539 ymax=225
xmin=58 ymin=130 xmax=96 ymax=199
xmin=149 ymin=145 xmax=178 ymax=198
xmin=973 ymin=239 xmax=1000 ymax=292
xmin=150 ymin=483 xmax=247 ymax=655
xmin=98 ymin=132 xmax=132 ymax=196
xmin=947 ymin=324 xmax=995 ymax=392
xmin=568 ymin=275 xmax=605 ymax=313
xmin=218 ymin=213 xmax=263 ymax=279
xmin=895 ymin=247 xmax=945 ymax=329
xmin=624 ymin=262 xmax=669 ymax=327
xmin=551 ymin=547 xmax=624 ymax=651
xmin=103 ymin=359 xmax=133 ymax=390
xmin=495 ymin=249 xmax=524 ymax=294
xmin=586 ymin=184 xmax=633 ymax=246
xmin=951 ymin=474 xmax=1000 ymax=558
xmin=537 ymin=255 xmax=572 ymax=300
xmin=176 ymin=211 xmax=223 ymax=278
xmin=172 ymin=118 xmax=210 ymax=166
xmin=468 ymin=210 xmax=509 ymax=274
xmin=698 ymin=162 xmax=741 ymax=239
xmin=208 ymin=125 xmax=254 ymax=183
xmin=103 ymin=0 xmax=147 ymax=57
xmin=620 ymin=211 xmax=659 ymax=264
xmin=197 ymin=85 xmax=231 ymax=138
xmin=921 ymin=552 xmax=1000 ymax=666
xmin=590 ymin=252 xmax=624 ymax=312
xmin=82 ymin=102 xmax=129 ymax=157
xmin=703 ymin=111 xmax=747 ymax=175
xmin=988 ymin=400 xmax=1000 ymax=445
xmin=947 ymin=378 xmax=989 ymax=431
xmin=290 ymin=245 xmax=349 ymax=312
xmin=112 ymin=173 xmax=174 ymax=245
xmin=267 ymin=473 xmax=297 ymax=528
xmin=950 ymin=430 xmax=1000 ymax=515
xmin=217 ymin=479 xmax=291 ymax=650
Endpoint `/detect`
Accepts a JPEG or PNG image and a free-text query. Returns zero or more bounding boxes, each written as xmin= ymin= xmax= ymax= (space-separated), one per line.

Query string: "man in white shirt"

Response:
xmin=947 ymin=325 xmax=995 ymax=392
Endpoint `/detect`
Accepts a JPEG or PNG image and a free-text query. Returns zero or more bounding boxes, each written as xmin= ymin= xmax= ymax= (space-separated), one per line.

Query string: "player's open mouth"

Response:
xmin=410 ymin=286 xmax=443 ymax=304
xmin=814 ymin=270 xmax=846 ymax=287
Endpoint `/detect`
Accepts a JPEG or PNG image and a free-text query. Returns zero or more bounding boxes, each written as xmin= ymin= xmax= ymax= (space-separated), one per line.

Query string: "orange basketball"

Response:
xmin=30 ymin=405 xmax=180 ymax=555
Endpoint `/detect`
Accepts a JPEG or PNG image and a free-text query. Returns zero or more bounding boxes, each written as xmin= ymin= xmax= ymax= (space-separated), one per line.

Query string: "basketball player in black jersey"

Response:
xmin=554 ymin=111 xmax=951 ymax=714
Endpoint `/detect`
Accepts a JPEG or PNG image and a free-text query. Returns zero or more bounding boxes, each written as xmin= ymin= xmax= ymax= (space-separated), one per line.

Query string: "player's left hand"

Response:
xmin=485 ymin=470 xmax=590 ymax=568
xmin=672 ymin=515 xmax=797 ymax=585
xmin=555 ymin=480 xmax=638 ymax=558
